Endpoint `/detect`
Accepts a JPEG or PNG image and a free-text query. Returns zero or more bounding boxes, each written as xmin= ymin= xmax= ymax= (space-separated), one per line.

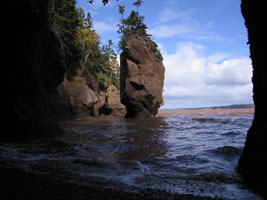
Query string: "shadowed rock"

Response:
xmin=238 ymin=0 xmax=267 ymax=198
xmin=120 ymin=35 xmax=165 ymax=118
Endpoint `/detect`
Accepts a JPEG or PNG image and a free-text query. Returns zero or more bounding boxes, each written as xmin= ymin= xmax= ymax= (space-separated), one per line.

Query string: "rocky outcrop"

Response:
xmin=106 ymin=85 xmax=127 ymax=116
xmin=93 ymin=85 xmax=126 ymax=116
xmin=238 ymin=0 xmax=267 ymax=198
xmin=120 ymin=35 xmax=165 ymax=118
xmin=63 ymin=76 xmax=98 ymax=117
xmin=54 ymin=75 xmax=126 ymax=118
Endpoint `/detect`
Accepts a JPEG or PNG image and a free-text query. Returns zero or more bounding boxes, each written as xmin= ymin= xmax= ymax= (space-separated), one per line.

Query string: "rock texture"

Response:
xmin=238 ymin=0 xmax=267 ymax=198
xmin=120 ymin=35 xmax=165 ymax=118
xmin=93 ymin=85 xmax=126 ymax=116
xmin=54 ymin=75 xmax=126 ymax=118
xmin=106 ymin=85 xmax=127 ymax=116
xmin=64 ymin=77 xmax=98 ymax=117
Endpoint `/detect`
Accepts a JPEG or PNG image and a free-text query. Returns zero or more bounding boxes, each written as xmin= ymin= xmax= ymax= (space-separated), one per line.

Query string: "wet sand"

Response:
xmin=158 ymin=108 xmax=254 ymax=116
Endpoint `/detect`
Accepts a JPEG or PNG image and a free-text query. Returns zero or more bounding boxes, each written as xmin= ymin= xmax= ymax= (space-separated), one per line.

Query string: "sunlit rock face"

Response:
xmin=62 ymin=76 xmax=98 ymax=118
xmin=238 ymin=0 xmax=267 ymax=198
xmin=120 ymin=35 xmax=165 ymax=118
xmin=56 ymin=76 xmax=126 ymax=118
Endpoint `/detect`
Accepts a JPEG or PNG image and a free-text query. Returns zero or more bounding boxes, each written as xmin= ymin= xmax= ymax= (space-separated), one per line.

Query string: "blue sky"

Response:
xmin=76 ymin=0 xmax=253 ymax=109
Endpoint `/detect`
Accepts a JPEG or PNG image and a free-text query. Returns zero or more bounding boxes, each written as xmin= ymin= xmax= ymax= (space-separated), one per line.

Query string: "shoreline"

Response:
xmin=158 ymin=108 xmax=254 ymax=115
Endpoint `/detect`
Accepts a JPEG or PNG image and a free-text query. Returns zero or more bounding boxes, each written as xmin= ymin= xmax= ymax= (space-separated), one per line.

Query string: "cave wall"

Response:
xmin=2 ymin=1 xmax=267 ymax=197
xmin=2 ymin=0 xmax=65 ymax=141
xmin=238 ymin=0 xmax=267 ymax=198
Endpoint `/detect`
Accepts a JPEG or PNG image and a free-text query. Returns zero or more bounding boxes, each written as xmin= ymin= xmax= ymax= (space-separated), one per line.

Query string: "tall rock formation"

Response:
xmin=120 ymin=35 xmax=165 ymax=118
xmin=238 ymin=0 xmax=267 ymax=198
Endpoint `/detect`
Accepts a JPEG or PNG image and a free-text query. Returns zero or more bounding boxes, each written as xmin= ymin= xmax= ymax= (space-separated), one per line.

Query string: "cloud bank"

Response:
xmin=161 ymin=42 xmax=253 ymax=109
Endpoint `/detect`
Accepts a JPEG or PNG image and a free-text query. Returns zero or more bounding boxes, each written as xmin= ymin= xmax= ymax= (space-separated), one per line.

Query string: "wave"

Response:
xmin=192 ymin=117 xmax=231 ymax=124
xmin=222 ymin=131 xmax=241 ymax=136
xmin=209 ymin=146 xmax=243 ymax=157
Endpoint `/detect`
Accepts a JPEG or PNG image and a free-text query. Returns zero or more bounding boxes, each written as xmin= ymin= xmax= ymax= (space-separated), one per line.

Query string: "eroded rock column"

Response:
xmin=120 ymin=35 xmax=165 ymax=118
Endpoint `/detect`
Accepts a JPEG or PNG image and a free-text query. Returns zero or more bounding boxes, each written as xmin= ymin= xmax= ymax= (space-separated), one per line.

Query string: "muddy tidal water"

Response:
xmin=0 ymin=108 xmax=262 ymax=199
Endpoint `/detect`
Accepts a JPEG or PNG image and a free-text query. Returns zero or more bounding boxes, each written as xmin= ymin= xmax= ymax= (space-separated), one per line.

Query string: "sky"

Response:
xmin=76 ymin=0 xmax=253 ymax=109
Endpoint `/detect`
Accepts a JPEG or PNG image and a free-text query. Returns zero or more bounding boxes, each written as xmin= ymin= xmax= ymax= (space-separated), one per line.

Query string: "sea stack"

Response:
xmin=120 ymin=35 xmax=165 ymax=118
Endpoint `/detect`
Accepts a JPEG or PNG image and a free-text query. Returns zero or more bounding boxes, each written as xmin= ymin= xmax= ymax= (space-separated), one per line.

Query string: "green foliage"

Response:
xmin=155 ymin=49 xmax=163 ymax=61
xmin=48 ymin=1 xmax=120 ymax=89
xmin=75 ymin=9 xmax=120 ymax=89
xmin=48 ymin=0 xmax=81 ymax=78
xmin=117 ymin=3 xmax=151 ymax=50
xmin=132 ymin=0 xmax=143 ymax=12
xmin=96 ymin=72 xmax=112 ymax=90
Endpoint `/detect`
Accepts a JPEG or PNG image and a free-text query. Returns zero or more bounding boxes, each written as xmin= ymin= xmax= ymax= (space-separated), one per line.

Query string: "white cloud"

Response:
xmin=205 ymin=58 xmax=252 ymax=86
xmin=149 ymin=2 xmax=226 ymax=42
xmin=149 ymin=24 xmax=196 ymax=38
xmin=163 ymin=42 xmax=205 ymax=86
xmin=94 ymin=21 xmax=116 ymax=33
xmin=156 ymin=6 xmax=198 ymax=24
xmin=161 ymin=42 xmax=253 ymax=109
xmin=150 ymin=5 xmax=199 ymax=38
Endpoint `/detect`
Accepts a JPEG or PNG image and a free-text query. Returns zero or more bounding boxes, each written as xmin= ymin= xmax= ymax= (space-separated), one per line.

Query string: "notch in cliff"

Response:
xmin=120 ymin=35 xmax=165 ymax=118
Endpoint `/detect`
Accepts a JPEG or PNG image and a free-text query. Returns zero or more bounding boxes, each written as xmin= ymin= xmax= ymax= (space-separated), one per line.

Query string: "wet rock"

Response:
xmin=120 ymin=35 xmax=165 ymax=118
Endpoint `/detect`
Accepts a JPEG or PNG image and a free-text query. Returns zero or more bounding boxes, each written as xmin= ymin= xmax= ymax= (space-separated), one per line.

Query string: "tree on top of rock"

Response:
xmin=133 ymin=0 xmax=143 ymax=13
xmin=117 ymin=1 xmax=151 ymax=50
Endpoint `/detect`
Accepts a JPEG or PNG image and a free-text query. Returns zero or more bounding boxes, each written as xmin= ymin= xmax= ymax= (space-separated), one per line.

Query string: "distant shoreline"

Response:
xmin=160 ymin=104 xmax=254 ymax=111
xmin=158 ymin=107 xmax=254 ymax=115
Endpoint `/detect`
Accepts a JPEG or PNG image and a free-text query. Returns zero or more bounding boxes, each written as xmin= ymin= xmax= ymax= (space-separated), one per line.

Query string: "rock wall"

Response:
xmin=120 ymin=35 xmax=165 ymax=118
xmin=63 ymin=76 xmax=98 ymax=118
xmin=238 ymin=0 xmax=267 ymax=198
xmin=3 ymin=0 xmax=64 ymax=141
xmin=54 ymin=75 xmax=126 ymax=118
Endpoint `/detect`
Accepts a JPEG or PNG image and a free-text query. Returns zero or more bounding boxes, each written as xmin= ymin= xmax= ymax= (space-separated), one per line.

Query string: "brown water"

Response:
xmin=0 ymin=108 xmax=261 ymax=199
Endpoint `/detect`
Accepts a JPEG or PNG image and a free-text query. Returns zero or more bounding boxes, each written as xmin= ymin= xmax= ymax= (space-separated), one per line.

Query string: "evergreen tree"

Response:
xmin=84 ymin=12 xmax=94 ymax=30
xmin=118 ymin=5 xmax=125 ymax=31
xmin=117 ymin=5 xmax=151 ymax=50
xmin=132 ymin=0 xmax=143 ymax=13
xmin=49 ymin=0 xmax=81 ymax=77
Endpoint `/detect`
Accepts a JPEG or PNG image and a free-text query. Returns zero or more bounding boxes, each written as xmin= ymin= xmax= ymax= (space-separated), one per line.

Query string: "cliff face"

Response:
xmin=3 ymin=0 xmax=65 ymax=141
xmin=120 ymin=35 xmax=165 ymax=118
xmin=53 ymin=74 xmax=126 ymax=118
xmin=238 ymin=0 xmax=267 ymax=198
